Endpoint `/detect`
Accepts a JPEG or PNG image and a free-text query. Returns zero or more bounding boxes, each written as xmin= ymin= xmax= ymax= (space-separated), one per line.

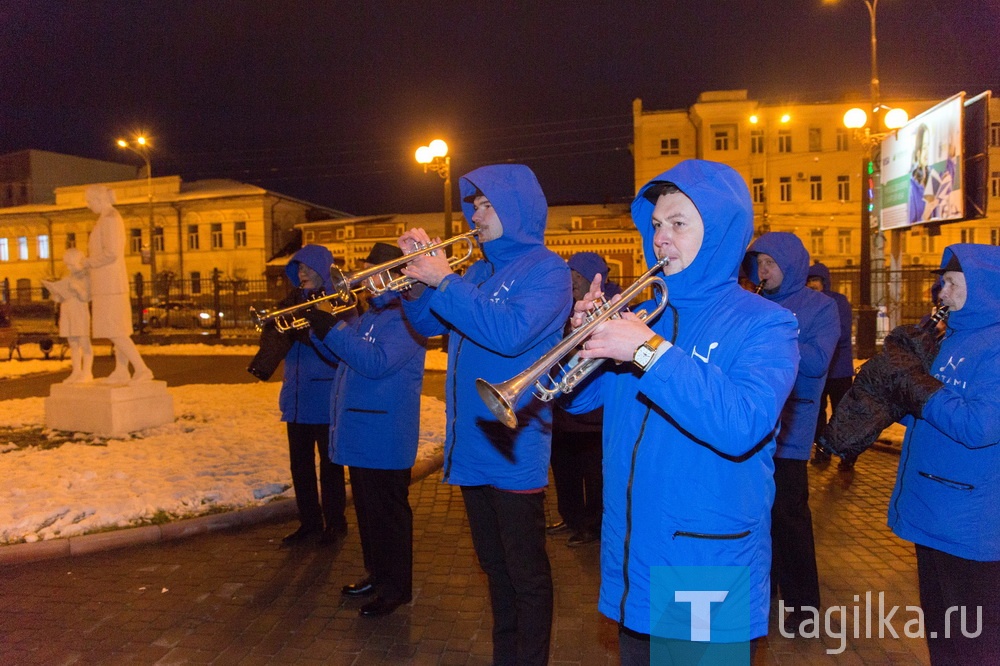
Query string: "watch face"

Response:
xmin=634 ymin=345 xmax=654 ymax=368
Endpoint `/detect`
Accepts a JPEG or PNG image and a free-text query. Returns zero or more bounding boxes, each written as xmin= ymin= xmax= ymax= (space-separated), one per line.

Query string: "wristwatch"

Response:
xmin=633 ymin=334 xmax=665 ymax=371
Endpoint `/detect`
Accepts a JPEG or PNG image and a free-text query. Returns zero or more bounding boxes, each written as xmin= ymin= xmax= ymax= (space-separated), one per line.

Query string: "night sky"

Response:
xmin=3 ymin=0 xmax=998 ymax=215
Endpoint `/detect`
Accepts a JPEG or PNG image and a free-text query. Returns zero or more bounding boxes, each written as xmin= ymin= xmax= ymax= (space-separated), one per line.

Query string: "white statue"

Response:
xmin=83 ymin=185 xmax=153 ymax=384
xmin=43 ymin=248 xmax=95 ymax=383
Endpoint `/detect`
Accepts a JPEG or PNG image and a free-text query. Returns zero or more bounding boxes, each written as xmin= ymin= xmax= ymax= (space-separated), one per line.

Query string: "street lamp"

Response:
xmin=116 ymin=136 xmax=156 ymax=291
xmin=415 ymin=139 xmax=453 ymax=242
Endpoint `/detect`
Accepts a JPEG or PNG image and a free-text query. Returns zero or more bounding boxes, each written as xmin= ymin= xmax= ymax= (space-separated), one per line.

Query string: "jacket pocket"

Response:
xmin=918 ymin=471 xmax=974 ymax=491
xmin=672 ymin=529 xmax=752 ymax=540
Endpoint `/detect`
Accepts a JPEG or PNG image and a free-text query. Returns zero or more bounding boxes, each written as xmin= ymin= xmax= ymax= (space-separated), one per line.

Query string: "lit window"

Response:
xmin=188 ymin=224 xmax=200 ymax=250
xmin=37 ymin=234 xmax=50 ymax=260
xmin=0 ymin=238 xmax=8 ymax=261
xmin=234 ymin=221 xmax=247 ymax=248
xmin=211 ymin=223 xmax=223 ymax=249
xmin=17 ymin=236 xmax=28 ymax=260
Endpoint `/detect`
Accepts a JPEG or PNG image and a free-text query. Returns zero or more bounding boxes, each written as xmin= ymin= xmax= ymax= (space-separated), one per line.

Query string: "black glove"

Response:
xmin=896 ymin=368 xmax=944 ymax=419
xmin=247 ymin=323 xmax=293 ymax=381
xmin=303 ymin=308 xmax=337 ymax=339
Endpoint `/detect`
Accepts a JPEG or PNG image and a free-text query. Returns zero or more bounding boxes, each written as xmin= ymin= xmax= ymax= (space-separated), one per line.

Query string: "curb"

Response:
xmin=0 ymin=452 xmax=444 ymax=566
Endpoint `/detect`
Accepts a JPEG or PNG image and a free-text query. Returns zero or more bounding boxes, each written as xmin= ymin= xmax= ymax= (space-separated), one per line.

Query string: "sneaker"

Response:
xmin=546 ymin=520 xmax=569 ymax=534
xmin=567 ymin=529 xmax=600 ymax=547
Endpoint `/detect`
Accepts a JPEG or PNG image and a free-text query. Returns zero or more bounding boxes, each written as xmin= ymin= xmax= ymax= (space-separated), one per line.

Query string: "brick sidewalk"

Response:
xmin=0 ymin=448 xmax=930 ymax=665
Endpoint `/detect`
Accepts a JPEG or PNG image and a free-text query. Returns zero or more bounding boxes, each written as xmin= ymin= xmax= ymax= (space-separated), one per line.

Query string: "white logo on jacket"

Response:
xmin=934 ymin=354 xmax=967 ymax=389
xmin=489 ymin=280 xmax=515 ymax=304
xmin=362 ymin=324 xmax=376 ymax=344
xmin=691 ymin=342 xmax=719 ymax=364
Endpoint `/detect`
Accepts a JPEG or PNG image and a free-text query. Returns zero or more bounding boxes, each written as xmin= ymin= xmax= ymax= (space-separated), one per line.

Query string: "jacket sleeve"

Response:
xmin=400 ymin=289 xmax=449 ymax=338
xmin=922 ymin=350 xmax=1000 ymax=450
xmin=798 ymin=297 xmax=840 ymax=378
xmin=315 ymin=310 xmax=424 ymax=380
xmin=636 ymin=308 xmax=800 ymax=458
xmin=426 ymin=258 xmax=572 ymax=357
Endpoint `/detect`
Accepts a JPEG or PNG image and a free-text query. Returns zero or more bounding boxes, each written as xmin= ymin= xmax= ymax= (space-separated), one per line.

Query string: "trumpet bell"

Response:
xmin=475 ymin=378 xmax=519 ymax=429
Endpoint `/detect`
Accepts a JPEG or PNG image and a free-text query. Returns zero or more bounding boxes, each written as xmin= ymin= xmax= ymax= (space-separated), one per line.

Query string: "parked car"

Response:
xmin=143 ymin=300 xmax=221 ymax=329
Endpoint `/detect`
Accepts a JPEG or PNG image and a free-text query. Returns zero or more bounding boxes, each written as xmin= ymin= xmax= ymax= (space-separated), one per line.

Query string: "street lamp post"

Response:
xmin=415 ymin=139 xmax=453 ymax=242
xmin=116 ymin=136 xmax=156 ymax=292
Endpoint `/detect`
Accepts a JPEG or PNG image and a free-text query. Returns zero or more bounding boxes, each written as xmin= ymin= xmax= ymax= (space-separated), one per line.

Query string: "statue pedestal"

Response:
xmin=45 ymin=381 xmax=174 ymax=437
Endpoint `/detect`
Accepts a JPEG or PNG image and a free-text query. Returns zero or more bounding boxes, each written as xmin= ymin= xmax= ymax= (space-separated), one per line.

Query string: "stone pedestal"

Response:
xmin=45 ymin=381 xmax=174 ymax=437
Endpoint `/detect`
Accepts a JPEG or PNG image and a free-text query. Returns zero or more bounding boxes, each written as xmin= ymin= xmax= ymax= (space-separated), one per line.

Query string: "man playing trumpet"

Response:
xmin=563 ymin=160 xmax=799 ymax=663
xmin=397 ymin=164 xmax=572 ymax=666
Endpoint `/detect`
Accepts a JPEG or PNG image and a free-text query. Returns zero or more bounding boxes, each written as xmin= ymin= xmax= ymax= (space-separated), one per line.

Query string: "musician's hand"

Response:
xmin=570 ymin=274 xmax=605 ymax=328
xmin=303 ymin=307 xmax=336 ymax=339
xmin=400 ymin=235 xmax=454 ymax=288
xmin=576 ymin=313 xmax=653 ymax=364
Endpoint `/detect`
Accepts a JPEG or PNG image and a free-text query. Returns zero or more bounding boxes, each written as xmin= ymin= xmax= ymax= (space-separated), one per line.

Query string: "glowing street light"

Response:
xmin=415 ymin=139 xmax=453 ymax=241
xmin=116 ymin=135 xmax=156 ymax=288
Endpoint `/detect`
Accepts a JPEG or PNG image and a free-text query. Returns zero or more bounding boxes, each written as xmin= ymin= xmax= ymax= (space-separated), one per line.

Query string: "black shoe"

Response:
xmin=567 ymin=529 xmax=600 ymax=548
xmin=319 ymin=525 xmax=348 ymax=545
xmin=342 ymin=577 xmax=376 ymax=597
xmin=281 ymin=525 xmax=320 ymax=545
xmin=838 ymin=457 xmax=856 ymax=472
xmin=810 ymin=449 xmax=831 ymax=466
xmin=359 ymin=595 xmax=410 ymax=618
xmin=546 ymin=520 xmax=569 ymax=534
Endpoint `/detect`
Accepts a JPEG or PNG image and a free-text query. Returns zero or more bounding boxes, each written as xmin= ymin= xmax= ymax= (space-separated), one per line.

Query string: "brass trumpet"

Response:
xmin=476 ymin=257 xmax=670 ymax=429
xmin=249 ymin=285 xmax=358 ymax=333
xmin=329 ymin=229 xmax=481 ymax=299
xmin=754 ymin=279 xmax=767 ymax=294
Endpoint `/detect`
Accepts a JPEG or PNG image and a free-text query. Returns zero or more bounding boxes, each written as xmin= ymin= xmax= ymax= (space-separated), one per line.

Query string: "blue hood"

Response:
xmin=938 ymin=243 xmax=1000 ymax=332
xmin=286 ymin=244 xmax=335 ymax=294
xmin=807 ymin=262 xmax=832 ymax=292
xmin=632 ymin=160 xmax=753 ymax=310
xmin=744 ymin=232 xmax=810 ymax=300
xmin=459 ymin=164 xmax=548 ymax=266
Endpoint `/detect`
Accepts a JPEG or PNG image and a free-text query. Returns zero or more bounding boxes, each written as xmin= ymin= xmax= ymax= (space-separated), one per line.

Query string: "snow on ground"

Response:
xmin=0 ymin=345 xmax=450 ymax=545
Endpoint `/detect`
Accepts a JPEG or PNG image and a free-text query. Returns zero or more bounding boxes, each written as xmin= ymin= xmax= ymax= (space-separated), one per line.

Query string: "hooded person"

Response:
xmin=272 ymin=244 xmax=349 ymax=546
xmin=743 ymin=232 xmax=839 ymax=633
xmin=806 ymin=262 xmax=856 ymax=468
xmin=395 ymin=164 xmax=572 ymax=665
xmin=304 ymin=242 xmax=428 ymax=618
xmin=562 ymin=160 xmax=799 ymax=662
xmin=886 ymin=244 xmax=1000 ymax=664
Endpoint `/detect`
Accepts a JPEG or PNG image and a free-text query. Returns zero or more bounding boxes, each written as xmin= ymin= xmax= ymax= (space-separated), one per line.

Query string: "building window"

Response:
xmin=991 ymin=172 xmax=1000 ymax=198
xmin=17 ymin=236 xmax=28 ymax=260
xmin=752 ymin=178 xmax=765 ymax=204
xmin=711 ymin=124 xmax=737 ymax=151
xmin=65 ymin=232 xmax=76 ymax=249
xmin=810 ymin=229 xmax=824 ymax=256
xmin=750 ymin=130 xmax=764 ymax=154
xmin=211 ymin=223 xmax=223 ymax=249
xmin=0 ymin=238 xmax=8 ymax=262
xmin=921 ymin=232 xmax=937 ymax=254
xmin=961 ymin=228 xmax=976 ymax=244
xmin=837 ymin=175 xmax=851 ymax=201
xmin=779 ymin=177 xmax=792 ymax=202
xmin=808 ymin=127 xmax=822 ymax=152
xmin=153 ymin=227 xmax=164 ymax=253
xmin=190 ymin=271 xmax=202 ymax=295
xmin=188 ymin=225 xmax=200 ymax=250
xmin=778 ymin=130 xmax=792 ymax=153
xmin=991 ymin=123 xmax=1000 ymax=147
xmin=838 ymin=229 xmax=852 ymax=255
xmin=991 ymin=228 xmax=1000 ymax=246
xmin=836 ymin=128 xmax=850 ymax=151
xmin=130 ymin=229 xmax=142 ymax=254
xmin=37 ymin=234 xmax=50 ymax=260
xmin=659 ymin=138 xmax=679 ymax=155
xmin=234 ymin=221 xmax=247 ymax=248
xmin=809 ymin=175 xmax=823 ymax=201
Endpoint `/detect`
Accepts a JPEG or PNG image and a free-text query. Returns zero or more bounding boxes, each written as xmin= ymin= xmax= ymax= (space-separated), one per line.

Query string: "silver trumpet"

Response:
xmin=476 ymin=256 xmax=670 ymax=429
xmin=329 ymin=229 xmax=481 ymax=299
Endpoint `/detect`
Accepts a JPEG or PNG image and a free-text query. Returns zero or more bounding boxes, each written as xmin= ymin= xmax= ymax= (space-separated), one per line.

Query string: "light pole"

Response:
xmin=415 ymin=139 xmax=453 ymax=242
xmin=116 ymin=136 xmax=156 ymax=291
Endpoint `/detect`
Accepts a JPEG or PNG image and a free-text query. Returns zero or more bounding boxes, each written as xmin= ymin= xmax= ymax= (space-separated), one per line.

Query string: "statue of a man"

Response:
xmin=83 ymin=184 xmax=153 ymax=383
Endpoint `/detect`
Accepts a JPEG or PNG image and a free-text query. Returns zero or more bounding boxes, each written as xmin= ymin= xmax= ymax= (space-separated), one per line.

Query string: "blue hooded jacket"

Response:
xmin=279 ymin=244 xmax=342 ymax=424
xmin=745 ymin=233 xmax=840 ymax=460
xmin=316 ymin=291 xmax=427 ymax=470
xmin=401 ymin=164 xmax=573 ymax=490
xmin=888 ymin=243 xmax=1000 ymax=561
xmin=807 ymin=262 xmax=855 ymax=380
xmin=564 ymin=160 xmax=799 ymax=640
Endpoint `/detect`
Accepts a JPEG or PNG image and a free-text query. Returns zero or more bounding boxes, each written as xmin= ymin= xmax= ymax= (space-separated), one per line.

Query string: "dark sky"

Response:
xmin=3 ymin=0 xmax=998 ymax=215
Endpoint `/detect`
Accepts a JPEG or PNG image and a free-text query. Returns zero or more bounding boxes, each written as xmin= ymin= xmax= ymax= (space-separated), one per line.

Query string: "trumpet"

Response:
xmin=476 ymin=257 xmax=670 ymax=429
xmin=249 ymin=285 xmax=358 ymax=333
xmin=329 ymin=229 xmax=481 ymax=298
xmin=754 ymin=279 xmax=767 ymax=294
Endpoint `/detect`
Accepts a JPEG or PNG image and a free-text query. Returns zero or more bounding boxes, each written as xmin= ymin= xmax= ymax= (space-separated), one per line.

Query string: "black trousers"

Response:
xmin=286 ymin=422 xmax=346 ymax=532
xmin=550 ymin=428 xmax=603 ymax=533
xmin=770 ymin=457 xmax=821 ymax=609
xmin=349 ymin=466 xmax=413 ymax=603
xmin=815 ymin=376 xmax=853 ymax=441
xmin=461 ymin=485 xmax=553 ymax=666
xmin=916 ymin=544 xmax=1000 ymax=665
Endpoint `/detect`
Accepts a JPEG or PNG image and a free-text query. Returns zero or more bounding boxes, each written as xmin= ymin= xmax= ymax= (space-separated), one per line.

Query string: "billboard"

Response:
xmin=879 ymin=93 xmax=964 ymax=231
